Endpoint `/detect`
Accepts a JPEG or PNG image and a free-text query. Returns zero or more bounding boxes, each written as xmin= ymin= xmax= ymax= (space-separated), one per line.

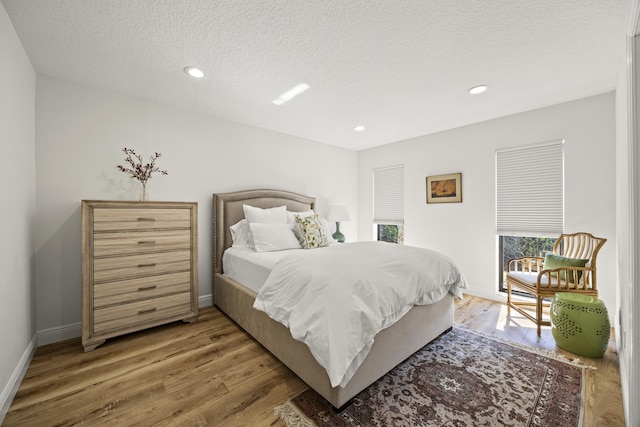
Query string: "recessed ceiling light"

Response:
xmin=184 ymin=66 xmax=204 ymax=78
xmin=468 ymin=85 xmax=488 ymax=94
xmin=354 ymin=125 xmax=365 ymax=132
xmin=272 ymin=83 xmax=310 ymax=105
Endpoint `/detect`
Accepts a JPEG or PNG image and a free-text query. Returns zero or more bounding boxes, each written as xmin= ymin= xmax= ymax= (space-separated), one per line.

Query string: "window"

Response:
xmin=374 ymin=165 xmax=404 ymax=244
xmin=496 ymin=141 xmax=564 ymax=291
xmin=496 ymin=140 xmax=564 ymax=237
xmin=498 ymin=235 xmax=556 ymax=291
xmin=377 ymin=224 xmax=404 ymax=244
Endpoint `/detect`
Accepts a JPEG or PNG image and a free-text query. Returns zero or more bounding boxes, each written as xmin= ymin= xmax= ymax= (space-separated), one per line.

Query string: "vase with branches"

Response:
xmin=117 ymin=148 xmax=168 ymax=200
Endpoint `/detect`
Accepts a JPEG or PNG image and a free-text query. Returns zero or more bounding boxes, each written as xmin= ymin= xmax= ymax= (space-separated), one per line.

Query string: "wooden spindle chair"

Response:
xmin=506 ymin=232 xmax=606 ymax=336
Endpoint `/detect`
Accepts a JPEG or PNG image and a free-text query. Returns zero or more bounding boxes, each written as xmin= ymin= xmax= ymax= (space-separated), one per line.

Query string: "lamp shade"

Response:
xmin=326 ymin=205 xmax=350 ymax=222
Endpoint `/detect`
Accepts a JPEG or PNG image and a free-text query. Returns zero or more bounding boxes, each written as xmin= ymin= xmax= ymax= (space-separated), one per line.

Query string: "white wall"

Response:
xmin=615 ymin=35 xmax=633 ymax=423
xmin=0 ymin=3 xmax=36 ymax=421
xmin=358 ymin=93 xmax=617 ymax=319
xmin=616 ymin=8 xmax=640 ymax=419
xmin=35 ymin=75 xmax=358 ymax=340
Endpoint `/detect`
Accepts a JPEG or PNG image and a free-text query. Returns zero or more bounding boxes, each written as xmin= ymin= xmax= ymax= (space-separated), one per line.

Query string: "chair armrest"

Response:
xmin=507 ymin=256 xmax=544 ymax=272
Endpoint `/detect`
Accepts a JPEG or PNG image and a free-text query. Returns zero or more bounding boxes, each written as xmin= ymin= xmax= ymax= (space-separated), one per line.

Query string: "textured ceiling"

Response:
xmin=2 ymin=0 xmax=628 ymax=150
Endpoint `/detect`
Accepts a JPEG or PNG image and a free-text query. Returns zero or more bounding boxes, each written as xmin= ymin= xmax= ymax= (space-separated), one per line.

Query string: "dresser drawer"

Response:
xmin=93 ymin=292 xmax=192 ymax=334
xmin=93 ymin=229 xmax=191 ymax=257
xmin=93 ymin=271 xmax=191 ymax=308
xmin=93 ymin=250 xmax=191 ymax=284
xmin=93 ymin=208 xmax=191 ymax=231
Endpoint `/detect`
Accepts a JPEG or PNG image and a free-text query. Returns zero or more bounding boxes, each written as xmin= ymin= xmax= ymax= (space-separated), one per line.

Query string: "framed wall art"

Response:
xmin=426 ymin=173 xmax=462 ymax=204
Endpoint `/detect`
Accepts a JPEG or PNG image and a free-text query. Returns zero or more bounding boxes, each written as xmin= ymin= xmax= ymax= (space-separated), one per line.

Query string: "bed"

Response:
xmin=212 ymin=188 xmax=462 ymax=408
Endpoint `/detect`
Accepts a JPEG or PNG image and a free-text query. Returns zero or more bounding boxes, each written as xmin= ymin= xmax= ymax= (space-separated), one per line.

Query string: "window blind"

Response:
xmin=496 ymin=141 xmax=564 ymax=237
xmin=373 ymin=164 xmax=404 ymax=225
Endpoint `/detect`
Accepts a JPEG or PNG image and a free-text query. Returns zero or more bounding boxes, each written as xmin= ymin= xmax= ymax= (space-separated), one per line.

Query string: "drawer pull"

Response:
xmin=138 ymin=285 xmax=157 ymax=291
xmin=137 ymin=240 xmax=156 ymax=244
xmin=137 ymin=217 xmax=156 ymax=222
xmin=138 ymin=263 xmax=157 ymax=268
xmin=138 ymin=307 xmax=157 ymax=315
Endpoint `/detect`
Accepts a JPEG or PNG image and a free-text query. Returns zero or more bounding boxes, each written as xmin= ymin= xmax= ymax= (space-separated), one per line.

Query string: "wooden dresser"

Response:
xmin=82 ymin=200 xmax=198 ymax=352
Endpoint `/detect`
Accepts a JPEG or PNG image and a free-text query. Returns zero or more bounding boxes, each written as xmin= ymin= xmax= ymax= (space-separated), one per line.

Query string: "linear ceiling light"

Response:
xmin=468 ymin=84 xmax=488 ymax=94
xmin=272 ymin=83 xmax=310 ymax=105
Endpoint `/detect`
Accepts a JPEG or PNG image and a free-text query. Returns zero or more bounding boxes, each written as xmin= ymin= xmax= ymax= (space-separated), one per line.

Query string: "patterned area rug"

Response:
xmin=276 ymin=327 xmax=585 ymax=427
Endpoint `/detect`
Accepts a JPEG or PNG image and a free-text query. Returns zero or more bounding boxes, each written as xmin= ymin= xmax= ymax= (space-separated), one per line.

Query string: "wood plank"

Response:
xmin=454 ymin=295 xmax=625 ymax=427
xmin=4 ymin=296 xmax=625 ymax=427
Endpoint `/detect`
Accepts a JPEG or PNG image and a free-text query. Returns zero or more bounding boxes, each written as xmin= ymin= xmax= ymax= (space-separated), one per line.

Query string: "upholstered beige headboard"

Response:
xmin=212 ymin=189 xmax=316 ymax=278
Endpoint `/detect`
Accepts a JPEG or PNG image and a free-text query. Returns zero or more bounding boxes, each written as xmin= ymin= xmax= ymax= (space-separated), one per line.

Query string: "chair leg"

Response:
xmin=506 ymin=281 xmax=511 ymax=314
xmin=536 ymin=295 xmax=543 ymax=337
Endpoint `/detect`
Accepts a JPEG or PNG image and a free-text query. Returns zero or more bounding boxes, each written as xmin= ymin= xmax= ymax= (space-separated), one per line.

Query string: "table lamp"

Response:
xmin=326 ymin=205 xmax=350 ymax=243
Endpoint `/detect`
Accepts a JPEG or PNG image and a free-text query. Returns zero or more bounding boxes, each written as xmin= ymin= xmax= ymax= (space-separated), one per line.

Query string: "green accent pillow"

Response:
xmin=294 ymin=213 xmax=329 ymax=249
xmin=543 ymin=252 xmax=589 ymax=282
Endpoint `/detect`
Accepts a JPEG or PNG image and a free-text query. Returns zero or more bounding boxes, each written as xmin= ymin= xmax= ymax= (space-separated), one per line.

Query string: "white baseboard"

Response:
xmin=0 ymin=333 xmax=37 ymax=425
xmin=462 ymin=287 xmax=616 ymax=325
xmin=198 ymin=293 xmax=212 ymax=308
xmin=37 ymin=322 xmax=82 ymax=346
xmin=0 ymin=293 xmax=215 ymax=422
xmin=462 ymin=286 xmax=506 ymax=303
xmin=36 ymin=293 xmax=214 ymax=347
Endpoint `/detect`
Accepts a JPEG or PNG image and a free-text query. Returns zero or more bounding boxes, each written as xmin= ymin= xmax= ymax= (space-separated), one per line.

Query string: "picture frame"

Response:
xmin=426 ymin=173 xmax=462 ymax=204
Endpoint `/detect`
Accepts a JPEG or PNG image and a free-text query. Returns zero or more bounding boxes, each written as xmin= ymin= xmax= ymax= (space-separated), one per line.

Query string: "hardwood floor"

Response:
xmin=3 ymin=295 xmax=625 ymax=426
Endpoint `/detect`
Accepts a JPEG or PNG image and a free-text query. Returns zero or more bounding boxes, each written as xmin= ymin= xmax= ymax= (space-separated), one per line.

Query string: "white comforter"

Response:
xmin=252 ymin=241 xmax=468 ymax=388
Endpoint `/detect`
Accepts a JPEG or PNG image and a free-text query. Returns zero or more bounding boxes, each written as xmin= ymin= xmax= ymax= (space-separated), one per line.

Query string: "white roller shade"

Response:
xmin=374 ymin=165 xmax=404 ymax=225
xmin=496 ymin=141 xmax=564 ymax=237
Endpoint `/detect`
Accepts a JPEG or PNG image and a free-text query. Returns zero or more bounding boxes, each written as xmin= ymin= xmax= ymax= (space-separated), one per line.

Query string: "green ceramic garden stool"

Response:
xmin=550 ymin=292 xmax=610 ymax=358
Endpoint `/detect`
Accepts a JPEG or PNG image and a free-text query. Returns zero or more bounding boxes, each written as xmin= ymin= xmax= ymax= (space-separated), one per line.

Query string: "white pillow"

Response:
xmin=243 ymin=204 xmax=287 ymax=224
xmin=249 ymin=223 xmax=302 ymax=252
xmin=230 ymin=219 xmax=250 ymax=247
xmin=320 ymin=218 xmax=337 ymax=244
xmin=287 ymin=209 xmax=315 ymax=223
